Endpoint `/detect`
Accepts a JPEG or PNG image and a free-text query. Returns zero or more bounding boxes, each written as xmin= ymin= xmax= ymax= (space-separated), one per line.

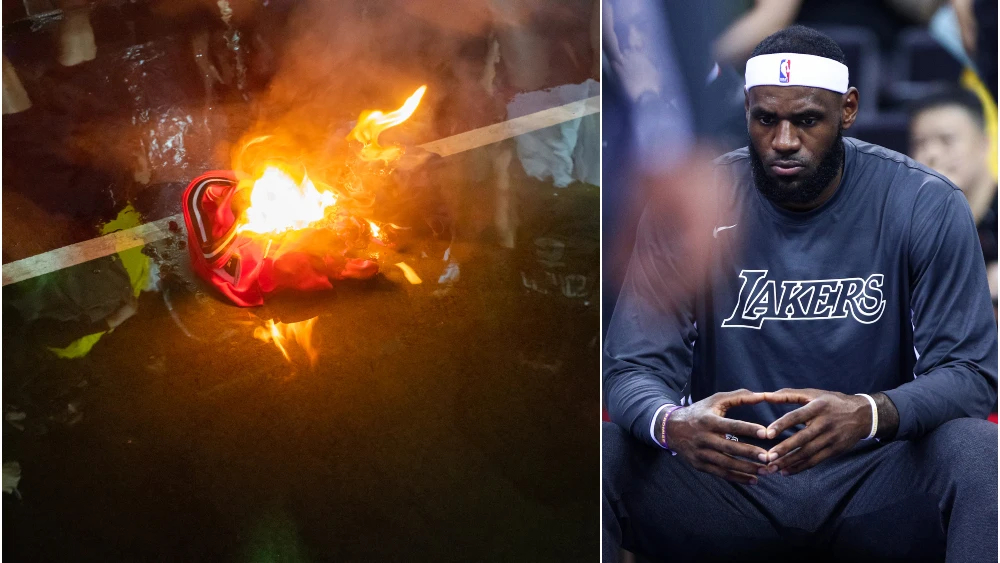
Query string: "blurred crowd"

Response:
xmin=603 ymin=0 xmax=999 ymax=327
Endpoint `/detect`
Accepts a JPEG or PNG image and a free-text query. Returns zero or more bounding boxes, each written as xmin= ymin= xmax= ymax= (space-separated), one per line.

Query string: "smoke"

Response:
xmin=238 ymin=0 xmax=499 ymax=170
xmin=239 ymin=0 xmax=595 ymax=160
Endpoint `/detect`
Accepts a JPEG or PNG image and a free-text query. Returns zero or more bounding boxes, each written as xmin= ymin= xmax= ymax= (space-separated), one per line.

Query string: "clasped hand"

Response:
xmin=664 ymin=388 xmax=872 ymax=484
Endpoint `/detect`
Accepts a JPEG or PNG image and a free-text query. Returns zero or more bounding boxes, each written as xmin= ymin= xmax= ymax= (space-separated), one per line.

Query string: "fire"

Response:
xmin=348 ymin=85 xmax=427 ymax=162
xmin=239 ymin=167 xmax=336 ymax=234
xmin=254 ymin=317 xmax=319 ymax=367
xmin=230 ymin=87 xmax=430 ymax=362
xmin=236 ymin=86 xmax=427 ymax=237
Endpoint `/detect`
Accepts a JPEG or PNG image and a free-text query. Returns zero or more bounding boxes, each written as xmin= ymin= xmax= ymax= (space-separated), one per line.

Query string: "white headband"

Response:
xmin=744 ymin=53 xmax=849 ymax=94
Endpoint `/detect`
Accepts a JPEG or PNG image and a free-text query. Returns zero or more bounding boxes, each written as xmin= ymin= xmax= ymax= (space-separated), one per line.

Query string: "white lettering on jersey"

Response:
xmin=721 ymin=269 xmax=886 ymax=329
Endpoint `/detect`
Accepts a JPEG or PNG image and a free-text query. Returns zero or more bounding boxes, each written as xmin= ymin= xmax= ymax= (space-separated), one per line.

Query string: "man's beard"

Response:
xmin=749 ymin=128 xmax=844 ymax=207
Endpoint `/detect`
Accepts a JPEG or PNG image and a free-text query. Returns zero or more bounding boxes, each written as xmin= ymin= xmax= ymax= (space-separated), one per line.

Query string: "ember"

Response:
xmin=395 ymin=262 xmax=423 ymax=285
xmin=253 ymin=317 xmax=319 ymax=367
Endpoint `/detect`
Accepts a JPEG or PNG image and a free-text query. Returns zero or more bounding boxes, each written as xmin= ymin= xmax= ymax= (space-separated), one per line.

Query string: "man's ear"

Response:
xmin=744 ymin=89 xmax=751 ymax=126
xmin=841 ymin=87 xmax=859 ymax=130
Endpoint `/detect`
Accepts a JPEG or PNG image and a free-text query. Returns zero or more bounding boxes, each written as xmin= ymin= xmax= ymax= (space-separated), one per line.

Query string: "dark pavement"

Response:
xmin=3 ymin=182 xmax=599 ymax=562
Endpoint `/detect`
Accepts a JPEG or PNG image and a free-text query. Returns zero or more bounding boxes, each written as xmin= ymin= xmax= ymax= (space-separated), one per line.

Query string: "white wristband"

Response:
xmin=856 ymin=393 xmax=878 ymax=440
xmin=649 ymin=404 xmax=673 ymax=446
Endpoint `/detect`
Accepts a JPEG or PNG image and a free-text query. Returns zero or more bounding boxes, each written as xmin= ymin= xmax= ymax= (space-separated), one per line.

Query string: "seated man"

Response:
xmin=603 ymin=26 xmax=998 ymax=563
xmin=909 ymin=87 xmax=998 ymax=266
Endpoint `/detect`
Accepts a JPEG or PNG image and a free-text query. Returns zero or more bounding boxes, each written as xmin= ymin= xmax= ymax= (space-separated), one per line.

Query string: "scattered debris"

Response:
xmin=433 ymin=259 xmax=460 ymax=297
xmin=518 ymin=351 xmax=563 ymax=374
xmin=394 ymin=262 xmax=422 ymax=285
xmin=162 ymin=286 xmax=203 ymax=341
xmin=3 ymin=462 xmax=22 ymax=498
xmin=65 ymin=402 xmax=84 ymax=426
xmin=437 ymin=261 xmax=460 ymax=285
xmin=4 ymin=408 xmax=26 ymax=431
xmin=2 ymin=56 xmax=32 ymax=114
xmin=147 ymin=355 xmax=167 ymax=373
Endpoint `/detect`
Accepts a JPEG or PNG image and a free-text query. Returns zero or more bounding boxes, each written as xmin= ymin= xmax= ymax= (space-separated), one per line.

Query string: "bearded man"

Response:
xmin=602 ymin=25 xmax=998 ymax=563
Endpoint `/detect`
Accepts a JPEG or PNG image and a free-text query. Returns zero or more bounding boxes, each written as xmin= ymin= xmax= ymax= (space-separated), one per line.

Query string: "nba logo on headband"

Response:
xmin=746 ymin=53 xmax=848 ymax=93
xmin=779 ymin=59 xmax=791 ymax=83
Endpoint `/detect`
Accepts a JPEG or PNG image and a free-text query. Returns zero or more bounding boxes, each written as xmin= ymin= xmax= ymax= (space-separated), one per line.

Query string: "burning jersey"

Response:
xmin=182 ymin=171 xmax=378 ymax=307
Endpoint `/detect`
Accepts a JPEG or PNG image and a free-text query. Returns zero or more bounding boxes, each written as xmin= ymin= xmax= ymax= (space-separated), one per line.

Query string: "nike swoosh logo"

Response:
xmin=712 ymin=224 xmax=737 ymax=238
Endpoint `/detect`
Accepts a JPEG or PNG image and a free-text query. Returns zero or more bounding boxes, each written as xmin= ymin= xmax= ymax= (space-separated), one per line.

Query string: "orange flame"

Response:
xmin=239 ymin=166 xmax=337 ymax=234
xmin=348 ymin=85 xmax=427 ymax=162
xmin=235 ymin=87 xmax=426 ymax=237
xmin=254 ymin=317 xmax=319 ymax=368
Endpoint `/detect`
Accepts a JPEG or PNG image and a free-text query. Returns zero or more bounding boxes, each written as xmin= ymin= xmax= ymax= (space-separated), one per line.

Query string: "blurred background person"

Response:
xmin=713 ymin=0 xmax=943 ymax=65
xmin=952 ymin=0 xmax=996 ymax=101
xmin=909 ymin=88 xmax=997 ymax=267
xmin=602 ymin=1 xmax=747 ymax=333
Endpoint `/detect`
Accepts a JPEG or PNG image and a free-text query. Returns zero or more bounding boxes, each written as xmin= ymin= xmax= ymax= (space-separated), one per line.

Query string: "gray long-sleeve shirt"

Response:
xmin=604 ymin=138 xmax=998 ymax=448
